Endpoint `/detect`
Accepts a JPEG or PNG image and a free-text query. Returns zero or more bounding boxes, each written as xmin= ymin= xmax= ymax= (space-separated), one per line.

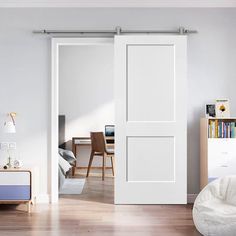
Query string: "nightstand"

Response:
xmin=0 ymin=169 xmax=33 ymax=212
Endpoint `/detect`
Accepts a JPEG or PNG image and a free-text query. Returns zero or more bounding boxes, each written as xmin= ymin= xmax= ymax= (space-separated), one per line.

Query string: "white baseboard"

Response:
xmin=35 ymin=194 xmax=197 ymax=204
xmin=36 ymin=194 xmax=50 ymax=203
xmin=187 ymin=194 xmax=198 ymax=204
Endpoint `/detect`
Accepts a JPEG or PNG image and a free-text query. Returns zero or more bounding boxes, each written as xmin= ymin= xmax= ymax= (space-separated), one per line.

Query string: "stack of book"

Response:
xmin=208 ymin=120 xmax=236 ymax=138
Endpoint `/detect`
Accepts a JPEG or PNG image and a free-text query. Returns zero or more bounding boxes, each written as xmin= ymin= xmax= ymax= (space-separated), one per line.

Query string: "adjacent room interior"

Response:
xmin=58 ymin=43 xmax=115 ymax=201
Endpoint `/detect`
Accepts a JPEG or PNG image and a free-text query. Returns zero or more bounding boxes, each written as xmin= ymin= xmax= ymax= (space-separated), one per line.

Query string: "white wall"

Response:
xmin=59 ymin=45 xmax=114 ymax=168
xmin=1 ymin=8 xmax=236 ymax=197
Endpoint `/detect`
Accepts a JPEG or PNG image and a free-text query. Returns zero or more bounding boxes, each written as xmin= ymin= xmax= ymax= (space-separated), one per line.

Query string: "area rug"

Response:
xmin=59 ymin=178 xmax=86 ymax=195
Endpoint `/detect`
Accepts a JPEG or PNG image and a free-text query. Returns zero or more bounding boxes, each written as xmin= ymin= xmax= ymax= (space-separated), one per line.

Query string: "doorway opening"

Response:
xmin=51 ymin=38 xmax=114 ymax=203
xmin=51 ymin=35 xmax=187 ymax=204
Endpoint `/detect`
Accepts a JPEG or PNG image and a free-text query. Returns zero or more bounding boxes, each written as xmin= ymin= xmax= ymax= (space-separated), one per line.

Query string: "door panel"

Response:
xmin=127 ymin=137 xmax=175 ymax=182
xmin=127 ymin=45 xmax=175 ymax=122
xmin=115 ymin=35 xmax=187 ymax=204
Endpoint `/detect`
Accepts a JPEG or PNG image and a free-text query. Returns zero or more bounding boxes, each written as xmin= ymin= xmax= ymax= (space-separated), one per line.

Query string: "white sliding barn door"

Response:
xmin=114 ymin=35 xmax=187 ymax=204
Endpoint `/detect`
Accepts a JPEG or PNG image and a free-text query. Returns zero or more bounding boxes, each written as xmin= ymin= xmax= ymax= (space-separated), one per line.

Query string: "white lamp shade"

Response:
xmin=4 ymin=121 xmax=16 ymax=133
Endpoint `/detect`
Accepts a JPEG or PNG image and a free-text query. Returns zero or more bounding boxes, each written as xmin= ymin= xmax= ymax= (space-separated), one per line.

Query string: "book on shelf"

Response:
xmin=208 ymin=120 xmax=236 ymax=138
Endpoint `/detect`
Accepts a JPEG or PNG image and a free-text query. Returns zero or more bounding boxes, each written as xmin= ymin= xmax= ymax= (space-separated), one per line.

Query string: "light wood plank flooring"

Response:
xmin=0 ymin=173 xmax=201 ymax=236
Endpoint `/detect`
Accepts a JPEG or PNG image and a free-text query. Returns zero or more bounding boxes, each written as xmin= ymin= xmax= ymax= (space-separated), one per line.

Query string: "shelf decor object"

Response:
xmin=215 ymin=99 xmax=230 ymax=118
xmin=0 ymin=169 xmax=34 ymax=213
xmin=205 ymin=104 xmax=216 ymax=118
xmin=200 ymin=117 xmax=236 ymax=190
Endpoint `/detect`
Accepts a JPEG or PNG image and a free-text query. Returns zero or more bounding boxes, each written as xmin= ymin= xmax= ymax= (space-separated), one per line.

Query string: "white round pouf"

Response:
xmin=193 ymin=176 xmax=236 ymax=236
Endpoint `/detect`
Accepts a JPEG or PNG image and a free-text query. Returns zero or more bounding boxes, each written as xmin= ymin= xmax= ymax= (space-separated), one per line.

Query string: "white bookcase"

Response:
xmin=200 ymin=118 xmax=236 ymax=190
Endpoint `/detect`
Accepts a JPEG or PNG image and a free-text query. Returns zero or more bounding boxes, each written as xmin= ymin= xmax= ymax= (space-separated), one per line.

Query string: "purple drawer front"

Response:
xmin=0 ymin=185 xmax=30 ymax=200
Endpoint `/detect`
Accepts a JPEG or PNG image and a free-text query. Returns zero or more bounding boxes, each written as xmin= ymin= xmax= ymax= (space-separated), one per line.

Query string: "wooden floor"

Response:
xmin=0 ymin=173 xmax=201 ymax=236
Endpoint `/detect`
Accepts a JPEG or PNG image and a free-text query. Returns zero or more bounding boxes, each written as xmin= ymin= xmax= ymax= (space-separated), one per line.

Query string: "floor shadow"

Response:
xmin=59 ymin=174 xmax=114 ymax=205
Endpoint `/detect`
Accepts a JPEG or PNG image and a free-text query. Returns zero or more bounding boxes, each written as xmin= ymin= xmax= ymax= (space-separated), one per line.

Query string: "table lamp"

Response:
xmin=3 ymin=112 xmax=16 ymax=168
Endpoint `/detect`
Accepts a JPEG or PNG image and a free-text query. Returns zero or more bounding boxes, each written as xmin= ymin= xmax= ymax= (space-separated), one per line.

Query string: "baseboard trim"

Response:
xmin=36 ymin=194 xmax=50 ymax=203
xmin=187 ymin=194 xmax=198 ymax=204
xmin=36 ymin=194 xmax=197 ymax=204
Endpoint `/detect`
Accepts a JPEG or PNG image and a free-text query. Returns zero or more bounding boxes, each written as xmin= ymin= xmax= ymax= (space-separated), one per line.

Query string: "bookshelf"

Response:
xmin=200 ymin=118 xmax=236 ymax=190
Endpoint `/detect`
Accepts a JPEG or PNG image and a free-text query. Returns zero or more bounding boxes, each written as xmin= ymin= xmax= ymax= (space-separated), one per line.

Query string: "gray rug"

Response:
xmin=59 ymin=178 xmax=86 ymax=195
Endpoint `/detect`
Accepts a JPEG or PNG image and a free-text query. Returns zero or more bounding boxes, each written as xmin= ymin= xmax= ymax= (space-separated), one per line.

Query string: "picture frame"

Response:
xmin=215 ymin=99 xmax=230 ymax=118
xmin=205 ymin=104 xmax=216 ymax=118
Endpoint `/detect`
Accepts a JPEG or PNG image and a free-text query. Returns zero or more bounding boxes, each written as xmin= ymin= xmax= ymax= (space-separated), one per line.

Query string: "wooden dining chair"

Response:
xmin=86 ymin=132 xmax=115 ymax=180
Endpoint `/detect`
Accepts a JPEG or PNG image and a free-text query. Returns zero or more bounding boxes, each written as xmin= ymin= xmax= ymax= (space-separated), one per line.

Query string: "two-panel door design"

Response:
xmin=115 ymin=35 xmax=187 ymax=204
